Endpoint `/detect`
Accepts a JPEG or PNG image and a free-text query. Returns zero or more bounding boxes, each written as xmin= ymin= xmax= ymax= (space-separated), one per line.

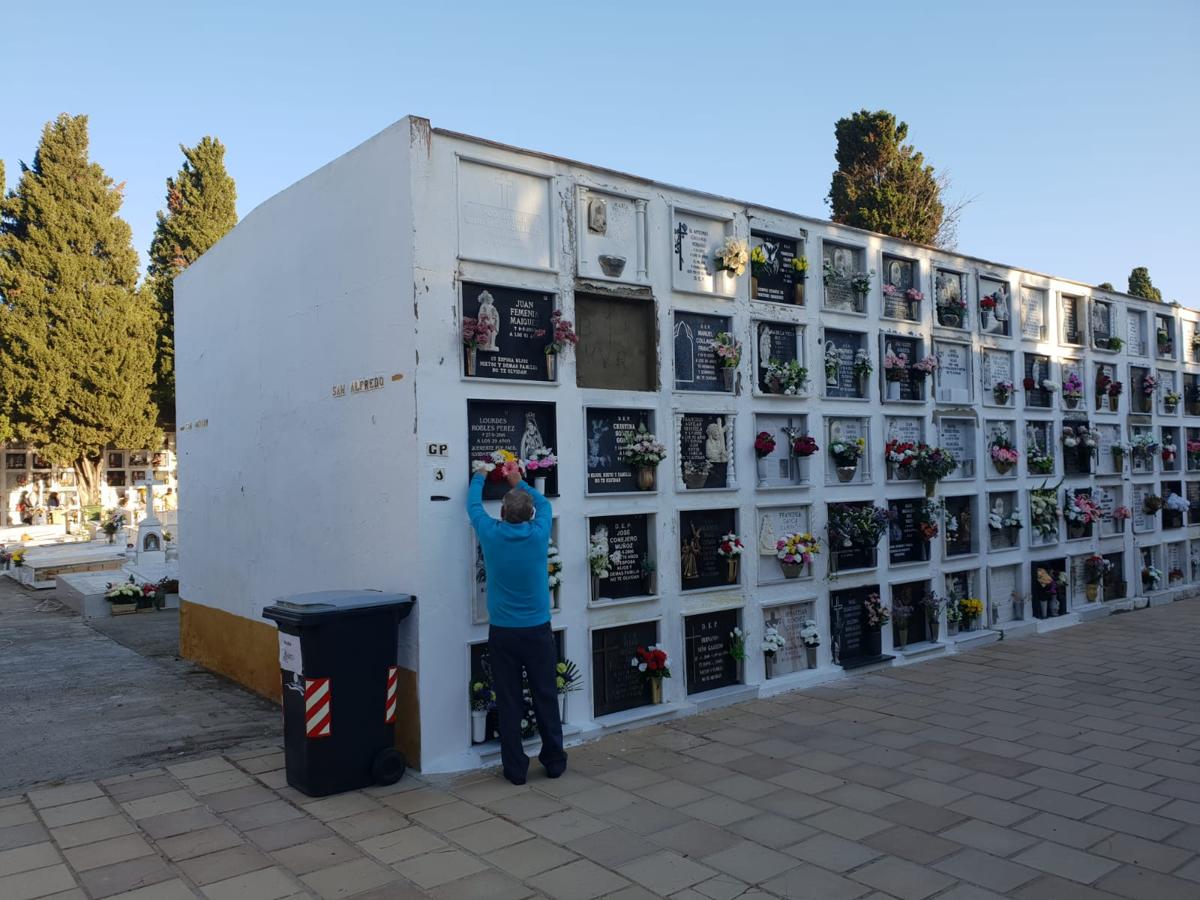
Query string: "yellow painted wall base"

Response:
xmin=179 ymin=598 xmax=422 ymax=769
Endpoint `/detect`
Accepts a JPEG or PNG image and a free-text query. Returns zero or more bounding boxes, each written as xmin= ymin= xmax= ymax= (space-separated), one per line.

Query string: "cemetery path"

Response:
xmin=0 ymin=577 xmax=279 ymax=795
xmin=4 ymin=597 xmax=1200 ymax=899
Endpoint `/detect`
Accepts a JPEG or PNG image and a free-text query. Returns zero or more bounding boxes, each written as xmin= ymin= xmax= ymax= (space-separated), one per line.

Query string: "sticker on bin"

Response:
xmin=385 ymin=666 xmax=398 ymax=724
xmin=278 ymin=633 xmax=303 ymax=673
xmin=305 ymin=678 xmax=332 ymax=738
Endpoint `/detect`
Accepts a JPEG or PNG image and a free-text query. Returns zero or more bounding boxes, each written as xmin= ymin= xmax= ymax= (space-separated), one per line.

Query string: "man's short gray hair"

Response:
xmin=501 ymin=489 xmax=534 ymax=523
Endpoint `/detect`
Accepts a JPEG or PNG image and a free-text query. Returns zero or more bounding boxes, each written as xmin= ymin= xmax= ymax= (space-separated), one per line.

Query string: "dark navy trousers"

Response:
xmin=487 ymin=622 xmax=566 ymax=779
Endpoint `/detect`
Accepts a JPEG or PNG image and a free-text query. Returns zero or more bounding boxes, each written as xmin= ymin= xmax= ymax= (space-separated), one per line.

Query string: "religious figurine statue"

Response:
xmin=587 ymin=197 xmax=607 ymax=234
xmin=992 ymin=497 xmax=1005 ymax=521
xmin=993 ymin=286 xmax=1009 ymax=324
xmin=824 ymin=339 xmax=839 ymax=386
xmin=705 ymin=418 xmax=728 ymax=463
xmin=519 ymin=413 xmax=545 ymax=462
xmin=757 ymin=514 xmax=777 ymax=555
xmin=958 ymin=507 xmax=971 ymax=545
xmin=587 ymin=420 xmax=610 ymax=470
xmin=758 ymin=325 xmax=772 ymax=377
xmin=681 ymin=525 xmax=701 ymax=580
xmin=476 ymin=291 xmax=500 ymax=352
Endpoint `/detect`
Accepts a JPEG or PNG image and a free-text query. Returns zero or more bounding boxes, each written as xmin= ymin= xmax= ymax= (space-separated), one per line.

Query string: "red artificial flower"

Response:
xmin=980 ymin=295 xmax=997 ymax=309
xmin=1022 ymin=377 xmax=1036 ymax=391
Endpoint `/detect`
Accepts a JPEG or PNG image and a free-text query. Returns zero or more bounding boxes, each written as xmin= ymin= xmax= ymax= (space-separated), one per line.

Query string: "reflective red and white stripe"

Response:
xmin=385 ymin=666 xmax=398 ymax=724
xmin=305 ymin=678 xmax=332 ymax=738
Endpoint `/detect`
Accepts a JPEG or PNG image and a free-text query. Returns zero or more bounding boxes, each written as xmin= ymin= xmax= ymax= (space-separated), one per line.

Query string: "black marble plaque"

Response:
xmin=944 ymin=495 xmax=975 ymax=556
xmin=1062 ymin=295 xmax=1080 ymax=343
xmin=1091 ymin=302 xmax=1111 ymax=343
xmin=684 ymin=609 xmax=740 ymax=695
xmin=882 ymin=256 xmax=917 ymax=321
xmin=679 ymin=413 xmax=729 ymax=489
xmin=756 ymin=321 xmax=799 ymax=391
xmin=673 ymin=312 xmax=730 ymax=392
xmin=592 ymin=622 xmax=657 ymax=717
xmin=586 ymin=408 xmax=652 ymax=494
xmin=1063 ymin=419 xmax=1093 ymax=476
xmin=1188 ymin=482 xmax=1200 ymax=525
xmin=751 ymin=233 xmax=799 ymax=304
xmin=590 ymin=514 xmax=651 ymax=600
xmin=462 ymin=283 xmax=555 ymax=382
xmin=467 ymin=399 xmax=558 ymax=500
xmin=830 ymin=503 xmax=878 ymax=572
xmin=825 ymin=330 xmax=864 ymax=399
xmin=1024 ymin=354 xmax=1052 ymax=408
xmin=831 ymin=585 xmax=887 ymax=669
xmin=679 ymin=508 xmax=737 ymax=591
xmin=888 ymin=499 xmax=927 ymax=565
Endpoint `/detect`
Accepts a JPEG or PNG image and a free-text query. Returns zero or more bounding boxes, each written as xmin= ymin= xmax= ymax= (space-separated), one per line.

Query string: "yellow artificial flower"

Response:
xmin=1036 ymin=568 xmax=1052 ymax=587
xmin=751 ymin=246 xmax=768 ymax=266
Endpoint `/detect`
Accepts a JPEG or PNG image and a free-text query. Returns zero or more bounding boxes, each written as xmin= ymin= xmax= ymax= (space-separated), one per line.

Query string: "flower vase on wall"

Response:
xmin=546 ymin=353 xmax=557 ymax=381
xmin=887 ymin=380 xmax=901 ymax=401
xmin=756 ymin=458 xmax=769 ymax=487
xmin=649 ymin=678 xmax=663 ymax=705
xmin=805 ymin=645 xmax=818 ymax=669
xmin=471 ymin=710 xmax=487 ymax=744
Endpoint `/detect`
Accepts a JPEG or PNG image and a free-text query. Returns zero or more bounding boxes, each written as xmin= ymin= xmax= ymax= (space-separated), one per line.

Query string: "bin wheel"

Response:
xmin=372 ymin=748 xmax=407 ymax=785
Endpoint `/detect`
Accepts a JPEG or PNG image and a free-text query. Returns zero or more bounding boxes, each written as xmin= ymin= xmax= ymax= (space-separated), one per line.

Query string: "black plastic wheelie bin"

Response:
xmin=263 ymin=590 xmax=415 ymax=797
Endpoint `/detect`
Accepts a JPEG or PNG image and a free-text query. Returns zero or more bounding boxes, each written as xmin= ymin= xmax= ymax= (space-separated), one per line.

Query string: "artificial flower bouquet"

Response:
xmin=789 ymin=433 xmax=819 ymax=457
xmin=754 ymin=431 xmax=776 ymax=459
xmin=1142 ymin=373 xmax=1160 ymax=396
xmin=1030 ymin=489 xmax=1061 ymax=539
xmin=911 ymin=355 xmax=938 ymax=378
xmin=916 ymin=499 xmax=942 ymax=541
xmin=1143 ymin=493 xmax=1164 ymax=515
xmin=1062 ymin=372 xmax=1084 ymax=402
xmin=620 ymin=424 xmax=668 ymax=467
xmin=523 ymin=447 xmax=558 ymax=477
xmin=713 ymin=332 xmax=741 ymax=368
xmin=958 ymin=597 xmax=985 ymax=622
xmin=885 ymin=440 xmax=918 ymax=476
xmin=1143 ymin=566 xmax=1163 ymax=588
xmin=1028 ymin=447 xmax=1055 ymax=474
xmin=1166 ymin=492 xmax=1190 ymax=514
xmin=800 ymin=620 xmax=820 ymax=648
xmin=714 ymin=237 xmax=749 ymax=276
xmin=750 ymin=245 xmax=769 ymax=277
xmin=792 ymin=256 xmax=809 ymax=277
xmin=1064 ymin=490 xmax=1103 ymax=528
xmin=543 ymin=309 xmax=579 ymax=356
xmin=728 ymin=628 xmax=747 ymax=663
xmin=988 ymin=505 xmax=1022 ymax=531
xmin=548 ymin=540 xmax=563 ymax=591
xmin=556 ymin=660 xmax=581 ymax=694
xmin=852 ymin=349 xmax=874 ymax=379
xmin=105 ymin=582 xmax=140 ymax=602
xmin=989 ymin=436 xmax=1019 ymax=472
xmin=474 ymin=448 xmax=522 ymax=483
xmin=823 ymin=343 xmax=840 ymax=382
xmin=776 ymin=532 xmax=821 ymax=571
xmin=717 ymin=532 xmax=745 ymax=557
xmin=761 ymin=626 xmax=786 ymax=657
xmin=588 ymin=532 xmax=622 ymax=578
xmin=912 ymin=444 xmax=958 ymax=487
xmin=1084 ymin=554 xmax=1113 ymax=585
xmin=882 ymin=350 xmax=909 ymax=381
xmin=992 ymin=380 xmax=1014 ymax=404
xmin=829 ymin=437 xmax=865 ymax=467
xmin=850 ymin=270 xmax=874 ymax=296
xmin=828 ymin=504 xmax=890 ymax=549
xmin=462 ymin=315 xmax=497 ymax=350
xmin=764 ymin=359 xmax=809 ymax=395
xmin=864 ymin=592 xmax=890 ymax=627
xmin=632 ymin=644 xmax=672 ymax=679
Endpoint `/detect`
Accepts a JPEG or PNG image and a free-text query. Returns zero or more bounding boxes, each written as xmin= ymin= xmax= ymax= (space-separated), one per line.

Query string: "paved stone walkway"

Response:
xmin=5 ymin=600 xmax=1200 ymax=899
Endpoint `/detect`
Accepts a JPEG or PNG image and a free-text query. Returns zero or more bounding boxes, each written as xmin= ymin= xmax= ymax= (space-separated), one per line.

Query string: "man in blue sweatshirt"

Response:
xmin=468 ymin=468 xmax=565 ymax=784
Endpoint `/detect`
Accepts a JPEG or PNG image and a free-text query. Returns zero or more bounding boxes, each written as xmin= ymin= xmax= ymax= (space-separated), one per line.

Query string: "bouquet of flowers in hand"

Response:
xmin=473 ymin=449 xmax=521 ymax=483
xmin=864 ymin=592 xmax=890 ymax=627
xmin=620 ymin=424 xmax=668 ymax=467
xmin=714 ymin=237 xmax=749 ymax=276
xmin=632 ymin=645 xmax=671 ymax=679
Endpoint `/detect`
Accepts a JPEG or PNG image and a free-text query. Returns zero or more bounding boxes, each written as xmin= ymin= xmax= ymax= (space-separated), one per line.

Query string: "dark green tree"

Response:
xmin=146 ymin=136 xmax=238 ymax=425
xmin=1127 ymin=267 xmax=1162 ymax=302
xmin=0 ymin=114 xmax=158 ymax=504
xmin=827 ymin=109 xmax=951 ymax=247
xmin=1097 ymin=282 xmax=1114 ymax=291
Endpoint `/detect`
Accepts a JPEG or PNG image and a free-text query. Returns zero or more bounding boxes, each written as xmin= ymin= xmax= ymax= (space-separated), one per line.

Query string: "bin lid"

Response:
xmin=262 ymin=590 xmax=415 ymax=626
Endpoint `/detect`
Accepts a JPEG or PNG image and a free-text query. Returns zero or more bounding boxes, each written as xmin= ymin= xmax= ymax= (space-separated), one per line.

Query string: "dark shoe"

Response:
xmin=503 ymin=770 xmax=527 ymax=786
xmin=543 ymin=763 xmax=566 ymax=779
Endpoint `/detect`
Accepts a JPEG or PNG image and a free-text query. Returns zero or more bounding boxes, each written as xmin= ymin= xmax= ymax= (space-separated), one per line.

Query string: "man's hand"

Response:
xmin=505 ymin=469 xmax=523 ymax=488
xmin=471 ymin=461 xmax=491 ymax=477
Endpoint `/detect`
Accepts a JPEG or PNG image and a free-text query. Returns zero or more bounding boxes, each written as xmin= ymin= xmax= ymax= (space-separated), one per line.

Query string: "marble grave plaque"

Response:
xmin=684 ymin=608 xmax=740 ymax=695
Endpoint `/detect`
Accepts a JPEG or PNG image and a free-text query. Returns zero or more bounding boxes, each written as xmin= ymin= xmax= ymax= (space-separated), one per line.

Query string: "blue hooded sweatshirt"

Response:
xmin=467 ymin=474 xmax=552 ymax=628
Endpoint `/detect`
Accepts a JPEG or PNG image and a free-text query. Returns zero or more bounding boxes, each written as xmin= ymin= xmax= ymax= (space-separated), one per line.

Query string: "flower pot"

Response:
xmin=684 ymin=472 xmax=709 ymax=490
xmin=591 ymin=574 xmax=601 ymax=601
xmin=924 ymin=481 xmax=937 ymax=498
xmin=546 ymin=353 xmax=557 ymax=381
xmin=895 ymin=623 xmax=909 ymax=649
xmin=533 ymin=476 xmax=547 ymax=494
xmin=722 ymin=368 xmax=735 ymax=392
xmin=994 ymin=460 xmax=1013 ymax=476
xmin=793 ymin=281 xmax=805 ymax=306
xmin=886 ymin=381 xmax=901 ymax=401
xmin=1065 ymin=397 xmax=1079 ymax=409
xmin=558 ymin=692 xmax=567 ymax=725
xmin=780 ymin=561 xmax=803 ymax=579
xmin=928 ymin=620 xmax=940 ymax=642
xmin=805 ymin=645 xmax=818 ymax=669
xmin=835 ymin=465 xmax=857 ymax=483
xmin=465 ymin=346 xmax=477 ymax=376
xmin=109 ymin=602 xmax=136 ymax=616
xmin=1166 ymin=401 xmax=1179 ymax=414
xmin=642 ymin=574 xmax=655 ymax=596
xmin=637 ymin=466 xmax=656 ymax=491
xmin=1111 ymin=450 xmax=1124 ymax=471
xmin=649 ymin=678 xmax=663 ymax=705
xmin=941 ymin=311 xmax=961 ymax=328
xmin=764 ymin=653 xmax=773 ymax=679
xmin=751 ymin=275 xmax=759 ymax=299
xmin=947 ymin=620 xmax=959 ymax=636
xmin=756 ymin=457 xmax=769 ymax=487
xmin=1068 ymin=522 xmax=1088 ymax=540
xmin=106 ymin=533 xmax=115 ymax=544
xmin=980 ymin=309 xmax=991 ymax=328
xmin=471 ymin=709 xmax=487 ymax=743
xmin=864 ymin=630 xmax=882 ymax=659
xmin=1085 ymin=583 xmax=1099 ymax=601
xmin=725 ymin=558 xmax=739 ymax=584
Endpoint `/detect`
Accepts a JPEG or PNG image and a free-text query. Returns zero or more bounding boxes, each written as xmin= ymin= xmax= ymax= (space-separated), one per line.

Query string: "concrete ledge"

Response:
xmin=893 ymin=641 xmax=947 ymax=664
xmin=757 ymin=666 xmax=845 ymax=698
xmin=690 ymin=683 xmax=759 ymax=712
xmin=1035 ymin=614 xmax=1080 ymax=633
xmin=949 ymin=629 xmax=999 ymax=647
xmin=994 ymin=621 xmax=1038 ymax=639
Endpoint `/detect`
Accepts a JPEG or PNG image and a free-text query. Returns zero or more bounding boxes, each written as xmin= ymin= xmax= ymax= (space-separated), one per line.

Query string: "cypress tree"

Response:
xmin=146 ymin=137 xmax=237 ymax=425
xmin=0 ymin=114 xmax=158 ymax=505
xmin=1127 ymin=267 xmax=1162 ymax=302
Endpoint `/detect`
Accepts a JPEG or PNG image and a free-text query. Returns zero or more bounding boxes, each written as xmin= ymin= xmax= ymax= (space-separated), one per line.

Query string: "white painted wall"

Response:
xmin=179 ymin=115 xmax=1200 ymax=774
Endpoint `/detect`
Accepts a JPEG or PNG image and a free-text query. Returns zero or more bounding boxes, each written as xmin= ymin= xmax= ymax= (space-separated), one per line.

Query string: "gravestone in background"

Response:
xmin=466 ymin=399 xmax=558 ymax=500
xmin=830 ymin=585 xmax=889 ymax=669
xmin=673 ymin=312 xmax=729 ymax=392
xmin=591 ymin=622 xmax=657 ymax=717
xmin=755 ymin=321 xmax=800 ymax=392
xmin=763 ymin=601 xmax=816 ymax=676
xmin=684 ymin=608 xmax=740 ymax=695
xmin=589 ymin=515 xmax=651 ymax=601
xmin=462 ymin=283 xmax=555 ymax=382
xmin=586 ymin=408 xmax=653 ymax=494
xmin=750 ymin=233 xmax=799 ymax=304
xmin=679 ymin=508 xmax=737 ymax=591
xmin=824 ymin=330 xmax=864 ymax=399
xmin=679 ymin=413 xmax=729 ymax=489
xmin=888 ymin=498 xmax=927 ymax=565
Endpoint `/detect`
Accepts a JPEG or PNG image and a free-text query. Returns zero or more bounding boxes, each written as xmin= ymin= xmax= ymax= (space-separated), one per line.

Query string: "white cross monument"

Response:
xmin=135 ymin=477 xmax=167 ymax=566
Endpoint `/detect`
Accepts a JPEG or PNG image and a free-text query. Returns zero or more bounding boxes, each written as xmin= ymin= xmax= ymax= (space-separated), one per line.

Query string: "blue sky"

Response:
xmin=4 ymin=1 xmax=1198 ymax=299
